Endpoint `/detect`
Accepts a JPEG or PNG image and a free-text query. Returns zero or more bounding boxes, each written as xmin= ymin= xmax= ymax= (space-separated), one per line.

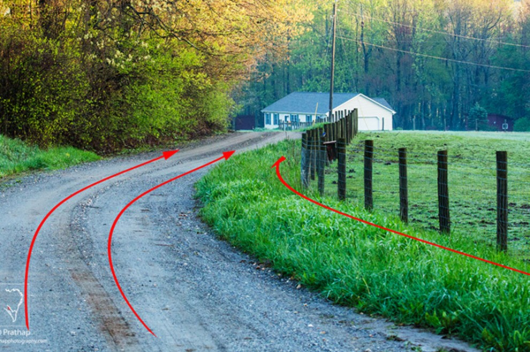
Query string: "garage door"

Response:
xmin=358 ymin=117 xmax=380 ymax=131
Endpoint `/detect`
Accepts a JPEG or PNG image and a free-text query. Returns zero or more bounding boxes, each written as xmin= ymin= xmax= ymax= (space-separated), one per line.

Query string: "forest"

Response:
xmin=238 ymin=0 xmax=530 ymax=131
xmin=0 ymin=0 xmax=309 ymax=152
xmin=1 ymin=0 xmax=530 ymax=153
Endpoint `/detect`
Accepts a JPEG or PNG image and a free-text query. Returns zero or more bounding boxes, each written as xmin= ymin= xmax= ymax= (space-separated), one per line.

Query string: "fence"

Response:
xmin=301 ymin=133 xmax=530 ymax=257
xmin=301 ymin=109 xmax=358 ymax=198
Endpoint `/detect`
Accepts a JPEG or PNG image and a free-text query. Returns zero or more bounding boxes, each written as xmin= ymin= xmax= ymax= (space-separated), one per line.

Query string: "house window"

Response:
xmin=265 ymin=113 xmax=271 ymax=125
xmin=290 ymin=114 xmax=299 ymax=123
xmin=306 ymin=115 xmax=313 ymax=124
xmin=273 ymin=114 xmax=279 ymax=125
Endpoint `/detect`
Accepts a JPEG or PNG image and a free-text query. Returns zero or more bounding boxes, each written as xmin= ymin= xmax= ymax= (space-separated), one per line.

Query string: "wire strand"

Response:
xmin=345 ymin=11 xmax=530 ymax=50
xmin=337 ymin=36 xmax=530 ymax=73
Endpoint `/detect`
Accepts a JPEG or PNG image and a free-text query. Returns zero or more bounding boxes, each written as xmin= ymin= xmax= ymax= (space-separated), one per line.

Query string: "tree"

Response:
xmin=0 ymin=0 xmax=311 ymax=150
xmin=468 ymin=102 xmax=487 ymax=130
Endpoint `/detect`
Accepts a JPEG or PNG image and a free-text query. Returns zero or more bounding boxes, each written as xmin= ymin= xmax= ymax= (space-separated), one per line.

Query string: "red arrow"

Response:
xmin=24 ymin=150 xmax=179 ymax=330
xmin=272 ymin=156 xmax=530 ymax=277
xmin=108 ymin=151 xmax=235 ymax=337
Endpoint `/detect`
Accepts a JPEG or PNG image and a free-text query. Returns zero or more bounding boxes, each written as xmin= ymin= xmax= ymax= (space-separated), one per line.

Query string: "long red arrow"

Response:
xmin=24 ymin=150 xmax=179 ymax=330
xmin=108 ymin=151 xmax=235 ymax=337
xmin=272 ymin=156 xmax=530 ymax=277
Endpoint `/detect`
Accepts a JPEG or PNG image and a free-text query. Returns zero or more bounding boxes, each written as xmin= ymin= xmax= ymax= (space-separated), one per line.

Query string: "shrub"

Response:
xmin=514 ymin=117 xmax=530 ymax=132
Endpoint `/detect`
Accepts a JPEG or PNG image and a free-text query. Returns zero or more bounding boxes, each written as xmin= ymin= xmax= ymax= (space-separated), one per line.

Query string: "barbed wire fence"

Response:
xmin=301 ymin=120 xmax=530 ymax=259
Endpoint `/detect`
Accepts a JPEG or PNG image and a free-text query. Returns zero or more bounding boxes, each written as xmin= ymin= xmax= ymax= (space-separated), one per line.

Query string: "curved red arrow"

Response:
xmin=108 ymin=151 xmax=235 ymax=337
xmin=24 ymin=150 xmax=179 ymax=330
xmin=272 ymin=156 xmax=530 ymax=277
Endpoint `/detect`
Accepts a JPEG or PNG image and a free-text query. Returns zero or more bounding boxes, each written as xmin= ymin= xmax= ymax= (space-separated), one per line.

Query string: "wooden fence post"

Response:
xmin=318 ymin=128 xmax=326 ymax=196
xmin=437 ymin=150 xmax=450 ymax=234
xmin=332 ymin=118 xmax=336 ymax=141
xmin=347 ymin=111 xmax=352 ymax=144
xmin=323 ymin=124 xmax=330 ymax=166
xmin=336 ymin=115 xmax=340 ymax=140
xmin=310 ymin=129 xmax=316 ymax=180
xmin=345 ymin=111 xmax=349 ymax=144
xmin=353 ymin=109 xmax=358 ymax=136
xmin=342 ymin=113 xmax=346 ymax=138
xmin=338 ymin=138 xmax=347 ymax=200
xmin=497 ymin=151 xmax=508 ymax=251
xmin=338 ymin=116 xmax=342 ymax=139
xmin=301 ymin=133 xmax=310 ymax=188
xmin=399 ymin=148 xmax=408 ymax=223
xmin=364 ymin=140 xmax=374 ymax=210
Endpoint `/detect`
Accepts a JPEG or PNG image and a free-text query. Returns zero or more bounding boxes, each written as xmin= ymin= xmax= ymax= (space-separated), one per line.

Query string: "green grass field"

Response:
xmin=0 ymin=135 xmax=101 ymax=179
xmin=322 ymin=131 xmax=530 ymax=260
xmin=196 ymin=132 xmax=530 ymax=352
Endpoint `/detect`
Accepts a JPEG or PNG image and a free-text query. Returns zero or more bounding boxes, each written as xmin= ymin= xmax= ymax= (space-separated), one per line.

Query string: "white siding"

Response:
xmin=264 ymin=113 xmax=321 ymax=129
xmin=263 ymin=94 xmax=394 ymax=131
xmin=334 ymin=94 xmax=394 ymax=131
xmin=358 ymin=117 xmax=380 ymax=130
xmin=264 ymin=113 xmax=289 ymax=129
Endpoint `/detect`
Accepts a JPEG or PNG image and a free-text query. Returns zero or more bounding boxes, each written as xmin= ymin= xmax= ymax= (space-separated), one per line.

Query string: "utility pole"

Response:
xmin=329 ymin=1 xmax=338 ymax=122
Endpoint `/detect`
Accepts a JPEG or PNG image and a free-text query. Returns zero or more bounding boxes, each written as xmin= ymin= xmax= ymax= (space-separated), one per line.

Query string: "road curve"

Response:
xmin=0 ymin=132 xmax=478 ymax=352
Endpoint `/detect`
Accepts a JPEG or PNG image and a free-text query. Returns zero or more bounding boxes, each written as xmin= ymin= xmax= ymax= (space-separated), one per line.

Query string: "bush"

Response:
xmin=0 ymin=20 xmax=233 ymax=153
xmin=0 ymin=28 xmax=89 ymax=148
xmin=469 ymin=103 xmax=488 ymax=125
xmin=514 ymin=118 xmax=530 ymax=132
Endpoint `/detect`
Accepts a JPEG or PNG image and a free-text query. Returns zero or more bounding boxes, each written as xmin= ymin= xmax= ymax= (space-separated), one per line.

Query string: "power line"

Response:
xmin=345 ymin=11 xmax=530 ymax=50
xmin=337 ymin=36 xmax=530 ymax=73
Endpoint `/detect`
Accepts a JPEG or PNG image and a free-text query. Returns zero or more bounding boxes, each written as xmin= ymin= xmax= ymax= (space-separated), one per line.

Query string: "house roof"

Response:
xmin=261 ymin=92 xmax=359 ymax=115
xmin=373 ymin=98 xmax=393 ymax=111
xmin=261 ymin=92 xmax=394 ymax=115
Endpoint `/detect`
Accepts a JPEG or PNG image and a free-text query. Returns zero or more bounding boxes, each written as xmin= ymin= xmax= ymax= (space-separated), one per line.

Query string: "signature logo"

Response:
xmin=4 ymin=289 xmax=23 ymax=323
xmin=0 ymin=284 xmax=26 ymax=327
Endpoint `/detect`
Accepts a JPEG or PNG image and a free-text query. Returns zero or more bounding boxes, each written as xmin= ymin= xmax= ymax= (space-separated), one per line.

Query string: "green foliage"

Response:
xmin=122 ymin=47 xmax=233 ymax=144
xmin=0 ymin=0 xmax=281 ymax=152
xmin=240 ymin=0 xmax=526 ymax=131
xmin=0 ymin=27 xmax=89 ymax=147
xmin=468 ymin=103 xmax=488 ymax=125
xmin=0 ymin=134 xmax=100 ymax=178
xmin=514 ymin=118 xmax=530 ymax=132
xmin=196 ymin=136 xmax=530 ymax=352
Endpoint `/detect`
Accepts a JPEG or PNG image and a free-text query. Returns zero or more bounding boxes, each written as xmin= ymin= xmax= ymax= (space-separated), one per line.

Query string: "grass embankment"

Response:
xmin=0 ymin=135 xmax=100 ymax=179
xmin=196 ymin=136 xmax=530 ymax=352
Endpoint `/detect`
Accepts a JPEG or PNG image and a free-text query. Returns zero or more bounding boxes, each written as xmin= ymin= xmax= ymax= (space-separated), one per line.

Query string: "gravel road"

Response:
xmin=0 ymin=132 xmax=479 ymax=352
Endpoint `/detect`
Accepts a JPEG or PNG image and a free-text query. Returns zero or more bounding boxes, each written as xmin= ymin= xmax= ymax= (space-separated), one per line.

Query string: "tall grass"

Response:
xmin=196 ymin=138 xmax=530 ymax=352
xmin=0 ymin=135 xmax=100 ymax=178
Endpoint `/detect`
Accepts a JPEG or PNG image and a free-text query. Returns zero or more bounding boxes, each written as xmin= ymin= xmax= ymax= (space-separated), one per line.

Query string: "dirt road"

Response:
xmin=0 ymin=132 xmax=477 ymax=351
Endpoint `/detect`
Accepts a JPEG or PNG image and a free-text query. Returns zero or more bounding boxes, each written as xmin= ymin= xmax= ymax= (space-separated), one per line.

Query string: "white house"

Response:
xmin=261 ymin=92 xmax=396 ymax=131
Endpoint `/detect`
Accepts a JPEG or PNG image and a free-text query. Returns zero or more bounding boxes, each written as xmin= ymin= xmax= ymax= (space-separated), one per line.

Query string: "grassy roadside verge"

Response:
xmin=196 ymin=138 xmax=530 ymax=352
xmin=0 ymin=135 xmax=100 ymax=179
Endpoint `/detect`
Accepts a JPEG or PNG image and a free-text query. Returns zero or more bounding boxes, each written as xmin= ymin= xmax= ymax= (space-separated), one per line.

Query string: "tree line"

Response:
xmin=238 ymin=0 xmax=530 ymax=131
xmin=0 ymin=0 xmax=309 ymax=152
